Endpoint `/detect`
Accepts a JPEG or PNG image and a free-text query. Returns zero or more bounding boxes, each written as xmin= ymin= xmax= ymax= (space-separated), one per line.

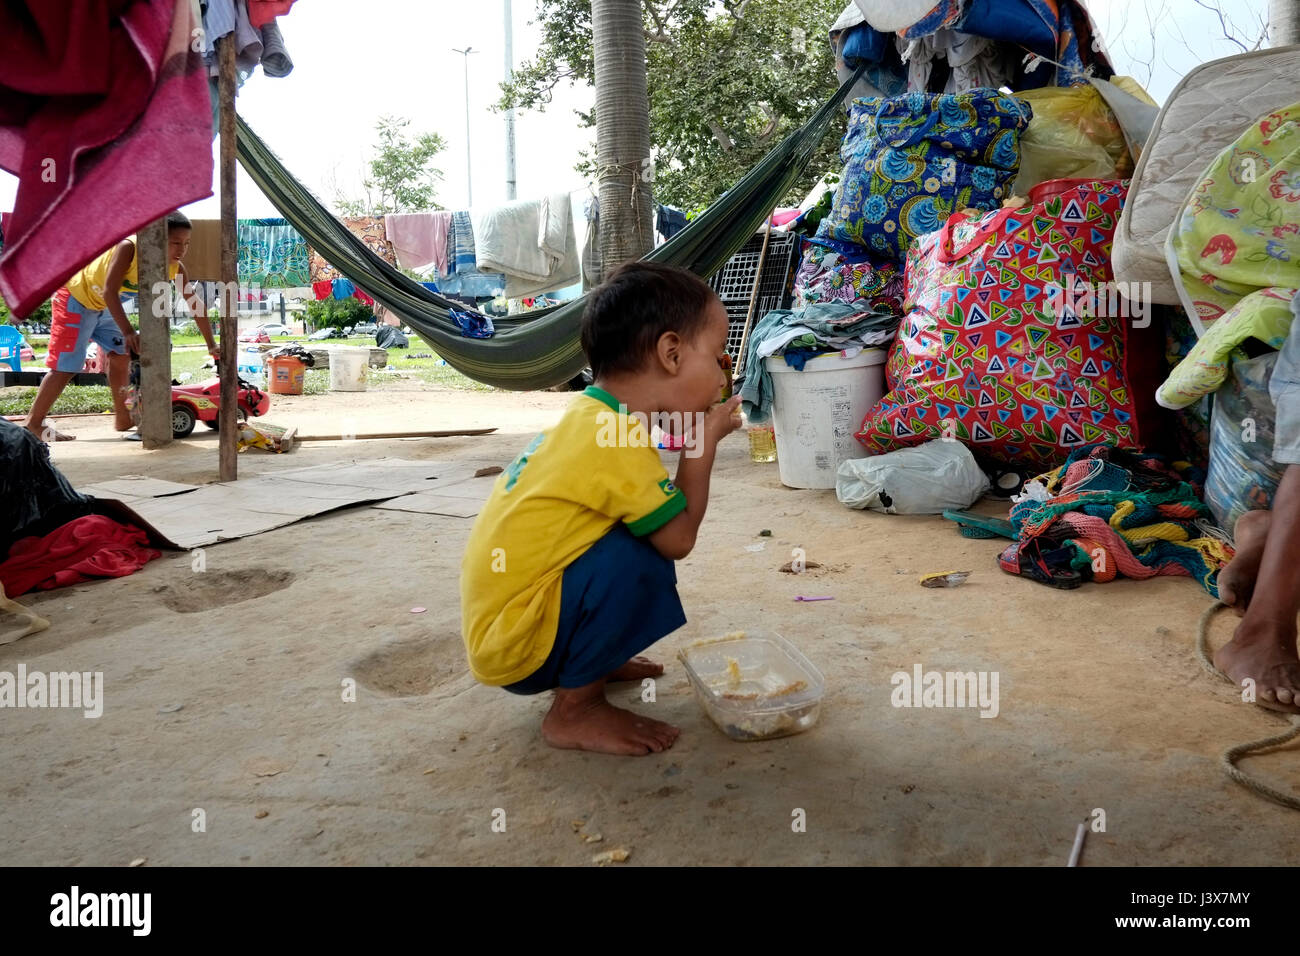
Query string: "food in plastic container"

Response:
xmin=678 ymin=631 xmax=825 ymax=741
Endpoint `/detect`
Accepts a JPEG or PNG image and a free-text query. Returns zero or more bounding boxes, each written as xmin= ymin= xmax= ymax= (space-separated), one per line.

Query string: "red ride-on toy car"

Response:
xmin=170 ymin=376 xmax=271 ymax=438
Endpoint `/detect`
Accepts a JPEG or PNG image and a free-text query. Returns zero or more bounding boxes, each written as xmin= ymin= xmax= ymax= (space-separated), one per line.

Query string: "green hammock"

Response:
xmin=235 ymin=69 xmax=860 ymax=390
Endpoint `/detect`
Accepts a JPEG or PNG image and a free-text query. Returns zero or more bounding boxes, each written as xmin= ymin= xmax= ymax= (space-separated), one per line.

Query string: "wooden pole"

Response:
xmin=734 ymin=214 xmax=776 ymax=377
xmin=218 ymin=34 xmax=238 ymax=482
xmin=136 ymin=217 xmax=172 ymax=448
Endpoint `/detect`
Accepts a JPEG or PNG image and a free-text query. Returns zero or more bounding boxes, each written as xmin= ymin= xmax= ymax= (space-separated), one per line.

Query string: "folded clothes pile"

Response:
xmin=739 ymin=302 xmax=901 ymax=422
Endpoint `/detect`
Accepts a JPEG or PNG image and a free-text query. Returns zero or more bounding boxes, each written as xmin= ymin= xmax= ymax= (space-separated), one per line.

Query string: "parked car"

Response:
xmin=238 ymin=327 xmax=271 ymax=343
xmin=307 ymin=327 xmax=345 ymax=341
xmin=259 ymin=323 xmax=293 ymax=337
xmin=352 ymin=321 xmax=377 ymax=336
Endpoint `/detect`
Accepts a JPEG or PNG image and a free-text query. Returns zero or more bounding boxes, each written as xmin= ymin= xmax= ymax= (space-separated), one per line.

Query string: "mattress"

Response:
xmin=1112 ymin=45 xmax=1300 ymax=305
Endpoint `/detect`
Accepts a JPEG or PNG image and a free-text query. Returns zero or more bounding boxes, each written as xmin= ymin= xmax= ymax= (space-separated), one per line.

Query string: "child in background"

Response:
xmin=23 ymin=211 xmax=220 ymax=441
xmin=460 ymin=262 xmax=741 ymax=755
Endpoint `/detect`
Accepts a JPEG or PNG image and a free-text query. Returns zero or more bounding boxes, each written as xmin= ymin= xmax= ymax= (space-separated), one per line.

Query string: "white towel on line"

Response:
xmin=473 ymin=192 xmax=581 ymax=298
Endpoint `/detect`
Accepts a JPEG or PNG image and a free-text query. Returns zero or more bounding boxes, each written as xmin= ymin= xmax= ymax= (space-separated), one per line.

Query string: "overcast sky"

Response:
xmin=0 ymin=0 xmax=1273 ymax=221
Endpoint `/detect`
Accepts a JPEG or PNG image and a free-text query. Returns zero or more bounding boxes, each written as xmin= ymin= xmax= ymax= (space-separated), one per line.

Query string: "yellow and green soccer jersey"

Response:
xmin=66 ymin=240 xmax=179 ymax=311
xmin=460 ymin=386 xmax=687 ymax=685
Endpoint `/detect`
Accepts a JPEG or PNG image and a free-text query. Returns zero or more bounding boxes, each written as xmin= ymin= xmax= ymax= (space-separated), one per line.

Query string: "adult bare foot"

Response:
xmin=1219 ymin=509 xmax=1271 ymax=614
xmin=607 ymin=656 xmax=664 ymax=682
xmin=542 ymin=685 xmax=680 ymax=755
xmin=1214 ymin=617 xmax=1300 ymax=712
xmin=26 ymin=421 xmax=75 ymax=442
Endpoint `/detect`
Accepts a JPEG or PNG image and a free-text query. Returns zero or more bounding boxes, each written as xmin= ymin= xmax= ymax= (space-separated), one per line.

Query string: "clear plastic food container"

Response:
xmin=678 ymin=632 xmax=825 ymax=741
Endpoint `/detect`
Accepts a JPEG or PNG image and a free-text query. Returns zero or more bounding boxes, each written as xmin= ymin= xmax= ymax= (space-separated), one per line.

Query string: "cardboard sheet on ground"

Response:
xmin=373 ymin=473 xmax=499 ymax=517
xmin=79 ymin=476 xmax=202 ymax=503
xmin=80 ymin=459 xmax=501 ymax=548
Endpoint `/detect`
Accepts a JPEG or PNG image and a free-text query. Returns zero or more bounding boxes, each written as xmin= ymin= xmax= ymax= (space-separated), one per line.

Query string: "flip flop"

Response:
xmin=942 ymin=509 xmax=1015 ymax=540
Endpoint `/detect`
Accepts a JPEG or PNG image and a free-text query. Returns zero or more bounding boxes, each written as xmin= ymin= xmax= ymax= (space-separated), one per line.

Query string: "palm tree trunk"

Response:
xmin=592 ymin=0 xmax=654 ymax=279
xmin=1273 ymin=0 xmax=1300 ymax=44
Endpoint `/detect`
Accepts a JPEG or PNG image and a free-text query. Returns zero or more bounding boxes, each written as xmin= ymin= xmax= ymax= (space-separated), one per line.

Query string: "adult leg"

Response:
xmin=28 ymin=288 xmax=99 ymax=440
xmin=104 ymin=350 xmax=132 ymax=431
xmin=1217 ymin=509 xmax=1272 ymax=614
xmin=23 ymin=371 xmax=76 ymax=441
xmin=1214 ymin=464 xmax=1300 ymax=710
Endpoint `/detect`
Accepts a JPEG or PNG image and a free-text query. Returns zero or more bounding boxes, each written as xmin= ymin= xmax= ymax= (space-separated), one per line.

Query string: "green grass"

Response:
xmin=0 ymin=340 xmax=492 ymax=416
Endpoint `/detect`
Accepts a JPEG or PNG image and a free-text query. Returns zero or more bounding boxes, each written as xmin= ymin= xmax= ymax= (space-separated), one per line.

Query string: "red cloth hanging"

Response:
xmin=0 ymin=0 xmax=213 ymax=317
xmin=354 ymin=287 xmax=374 ymax=307
xmin=248 ymin=0 xmax=297 ymax=29
xmin=312 ymin=279 xmax=333 ymax=300
xmin=0 ymin=515 xmax=161 ymax=597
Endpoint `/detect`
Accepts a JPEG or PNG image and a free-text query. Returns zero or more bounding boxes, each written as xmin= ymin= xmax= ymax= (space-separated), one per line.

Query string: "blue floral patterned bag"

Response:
xmin=816 ymin=90 xmax=1032 ymax=264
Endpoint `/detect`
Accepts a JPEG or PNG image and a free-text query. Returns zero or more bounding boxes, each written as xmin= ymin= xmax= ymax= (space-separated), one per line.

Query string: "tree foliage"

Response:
xmin=335 ymin=116 xmax=448 ymax=217
xmin=501 ymin=0 xmax=846 ymax=214
xmin=304 ymin=296 xmax=374 ymax=330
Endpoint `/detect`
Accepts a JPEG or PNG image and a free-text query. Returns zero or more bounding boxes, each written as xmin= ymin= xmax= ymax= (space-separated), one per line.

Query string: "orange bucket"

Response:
xmin=267 ymin=355 xmax=305 ymax=395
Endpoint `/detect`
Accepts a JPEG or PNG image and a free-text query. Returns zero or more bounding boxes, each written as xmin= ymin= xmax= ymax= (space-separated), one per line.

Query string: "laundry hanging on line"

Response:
xmin=657 ymin=205 xmax=688 ymax=239
xmin=474 ymin=193 xmax=581 ymax=299
xmin=439 ymin=211 xmax=506 ymax=299
xmin=309 ymin=216 xmax=398 ymax=283
xmin=238 ymin=217 xmax=309 ymax=288
xmin=385 ymin=210 xmax=451 ymax=273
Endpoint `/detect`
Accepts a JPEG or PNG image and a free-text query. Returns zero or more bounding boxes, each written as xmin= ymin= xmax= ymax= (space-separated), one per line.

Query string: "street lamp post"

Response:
xmin=452 ymin=46 xmax=478 ymax=207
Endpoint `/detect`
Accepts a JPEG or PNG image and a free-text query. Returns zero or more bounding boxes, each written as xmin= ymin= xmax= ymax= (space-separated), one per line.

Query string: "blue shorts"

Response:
xmin=47 ymin=288 xmax=127 ymax=373
xmin=504 ymin=524 xmax=686 ymax=694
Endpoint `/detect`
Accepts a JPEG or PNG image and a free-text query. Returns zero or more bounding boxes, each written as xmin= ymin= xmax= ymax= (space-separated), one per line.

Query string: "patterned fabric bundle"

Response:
xmin=859 ymin=180 xmax=1144 ymax=469
xmin=999 ymin=444 xmax=1233 ymax=595
xmin=1157 ymin=286 xmax=1298 ymax=409
xmin=1169 ymin=102 xmax=1300 ymax=329
xmin=814 ymin=90 xmax=1032 ymax=263
xmin=792 ymin=241 xmax=906 ymax=313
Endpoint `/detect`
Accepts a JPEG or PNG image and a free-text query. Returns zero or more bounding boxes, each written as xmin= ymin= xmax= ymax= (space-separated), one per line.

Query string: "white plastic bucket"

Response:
xmin=767 ymin=349 xmax=887 ymax=489
xmin=329 ymin=347 xmax=369 ymax=392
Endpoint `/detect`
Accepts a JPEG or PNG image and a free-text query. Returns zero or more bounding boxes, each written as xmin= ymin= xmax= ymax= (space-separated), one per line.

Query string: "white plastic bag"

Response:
xmin=835 ymin=440 xmax=991 ymax=514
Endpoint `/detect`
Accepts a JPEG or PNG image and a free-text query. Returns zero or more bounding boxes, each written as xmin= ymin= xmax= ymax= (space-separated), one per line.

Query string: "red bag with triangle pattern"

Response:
xmin=858 ymin=180 xmax=1159 ymax=469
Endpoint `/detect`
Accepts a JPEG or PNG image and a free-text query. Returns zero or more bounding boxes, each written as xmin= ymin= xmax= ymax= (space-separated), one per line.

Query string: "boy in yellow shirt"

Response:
xmin=461 ymin=261 xmax=742 ymax=755
xmin=24 ymin=211 xmax=220 ymax=441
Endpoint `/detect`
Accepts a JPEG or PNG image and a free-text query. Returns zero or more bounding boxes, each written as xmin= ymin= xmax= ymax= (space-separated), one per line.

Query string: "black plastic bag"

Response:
xmin=375 ymin=325 xmax=408 ymax=350
xmin=0 ymin=419 xmax=94 ymax=557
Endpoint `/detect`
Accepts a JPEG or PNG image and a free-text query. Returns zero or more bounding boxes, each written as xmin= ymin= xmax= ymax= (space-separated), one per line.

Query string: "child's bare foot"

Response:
xmin=1219 ymin=510 xmax=1271 ymax=615
xmin=606 ymin=655 xmax=664 ymax=682
xmin=542 ymin=683 xmax=680 ymax=755
xmin=1214 ymin=616 xmax=1300 ymax=712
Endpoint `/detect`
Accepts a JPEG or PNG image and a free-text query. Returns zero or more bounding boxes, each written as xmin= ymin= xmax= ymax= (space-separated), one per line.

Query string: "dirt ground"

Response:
xmin=3 ymin=385 xmax=1298 ymax=866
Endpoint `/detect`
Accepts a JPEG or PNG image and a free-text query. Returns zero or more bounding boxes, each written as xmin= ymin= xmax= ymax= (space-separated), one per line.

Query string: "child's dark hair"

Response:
xmin=166 ymin=211 xmax=192 ymax=232
xmin=580 ymin=261 xmax=719 ymax=378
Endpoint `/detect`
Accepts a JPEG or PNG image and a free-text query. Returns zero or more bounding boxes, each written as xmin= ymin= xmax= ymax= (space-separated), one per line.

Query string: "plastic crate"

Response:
xmin=709 ymin=232 xmax=802 ymax=364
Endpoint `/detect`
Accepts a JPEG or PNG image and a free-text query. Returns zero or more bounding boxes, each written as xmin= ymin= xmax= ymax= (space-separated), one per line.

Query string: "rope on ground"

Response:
xmin=1196 ymin=601 xmax=1300 ymax=812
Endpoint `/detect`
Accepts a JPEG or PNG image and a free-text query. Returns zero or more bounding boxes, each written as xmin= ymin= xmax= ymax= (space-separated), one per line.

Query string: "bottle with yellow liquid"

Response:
xmin=747 ymin=419 xmax=777 ymax=463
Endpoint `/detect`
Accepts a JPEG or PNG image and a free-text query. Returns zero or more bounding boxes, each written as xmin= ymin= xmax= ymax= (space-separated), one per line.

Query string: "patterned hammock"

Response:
xmin=999 ymin=444 xmax=1235 ymax=595
xmin=235 ymin=68 xmax=863 ymax=390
